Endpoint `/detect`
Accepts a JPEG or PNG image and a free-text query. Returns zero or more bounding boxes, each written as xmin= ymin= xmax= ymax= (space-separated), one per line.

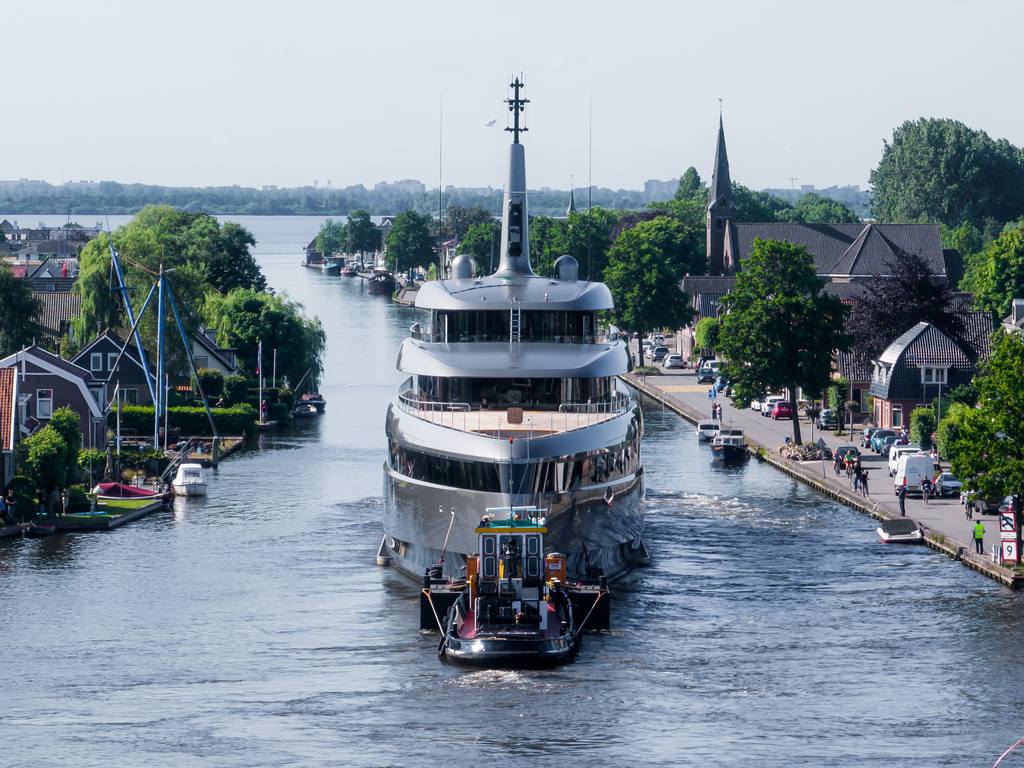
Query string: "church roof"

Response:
xmin=707 ymin=115 xmax=733 ymax=210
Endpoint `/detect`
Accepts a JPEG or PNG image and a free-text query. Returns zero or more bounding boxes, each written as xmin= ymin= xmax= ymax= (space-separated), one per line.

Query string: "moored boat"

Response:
xmin=341 ymin=264 xmax=357 ymax=277
xmin=93 ymin=481 xmax=172 ymax=505
xmin=321 ymin=255 xmax=344 ymax=274
xmin=711 ymin=428 xmax=747 ymax=463
xmin=696 ymin=419 xmax=720 ymax=442
xmin=877 ymin=518 xmax=924 ymax=544
xmin=367 ymin=269 xmax=396 ymax=296
xmin=292 ymin=402 xmax=318 ymax=418
xmin=300 ymin=392 xmax=326 ymax=413
xmin=423 ymin=507 xmax=609 ymax=667
xmin=172 ymin=463 xmax=208 ymax=497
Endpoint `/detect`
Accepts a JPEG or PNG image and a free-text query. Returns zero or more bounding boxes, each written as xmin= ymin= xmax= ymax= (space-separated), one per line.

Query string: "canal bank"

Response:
xmin=624 ymin=369 xmax=1024 ymax=590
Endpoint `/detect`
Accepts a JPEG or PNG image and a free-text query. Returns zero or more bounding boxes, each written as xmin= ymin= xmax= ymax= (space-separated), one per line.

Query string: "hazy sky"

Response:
xmin=3 ymin=0 xmax=1020 ymax=191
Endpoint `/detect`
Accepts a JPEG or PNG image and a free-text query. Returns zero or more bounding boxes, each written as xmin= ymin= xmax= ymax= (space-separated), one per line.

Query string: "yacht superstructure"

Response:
xmin=382 ymin=78 xmax=645 ymax=580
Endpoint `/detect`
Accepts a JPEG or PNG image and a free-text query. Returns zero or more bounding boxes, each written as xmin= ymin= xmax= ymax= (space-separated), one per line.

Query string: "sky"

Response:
xmin=2 ymin=0 xmax=1021 ymax=192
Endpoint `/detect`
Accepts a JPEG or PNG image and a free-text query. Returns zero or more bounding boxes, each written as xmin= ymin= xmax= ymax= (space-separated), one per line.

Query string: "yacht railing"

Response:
xmin=557 ymin=391 xmax=631 ymax=414
xmin=408 ymin=324 xmax=622 ymax=345
xmin=397 ymin=389 xmax=471 ymax=414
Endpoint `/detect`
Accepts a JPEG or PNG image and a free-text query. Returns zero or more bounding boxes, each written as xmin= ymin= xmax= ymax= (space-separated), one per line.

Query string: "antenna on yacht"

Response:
xmin=494 ymin=76 xmax=534 ymax=278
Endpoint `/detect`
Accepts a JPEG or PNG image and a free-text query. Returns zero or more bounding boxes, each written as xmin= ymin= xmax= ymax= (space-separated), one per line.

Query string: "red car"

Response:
xmin=770 ymin=402 xmax=793 ymax=420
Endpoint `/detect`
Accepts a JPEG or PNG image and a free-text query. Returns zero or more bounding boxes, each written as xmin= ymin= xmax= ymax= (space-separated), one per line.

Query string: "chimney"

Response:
xmin=1013 ymin=298 xmax=1024 ymax=325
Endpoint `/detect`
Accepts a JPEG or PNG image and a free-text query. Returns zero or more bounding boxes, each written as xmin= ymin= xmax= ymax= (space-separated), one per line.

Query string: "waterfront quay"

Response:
xmin=624 ymin=364 xmax=1024 ymax=589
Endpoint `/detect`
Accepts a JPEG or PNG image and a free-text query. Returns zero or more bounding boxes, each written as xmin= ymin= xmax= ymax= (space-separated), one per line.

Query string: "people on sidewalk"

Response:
xmin=973 ymin=520 xmax=986 ymax=554
xmin=896 ymin=485 xmax=906 ymax=516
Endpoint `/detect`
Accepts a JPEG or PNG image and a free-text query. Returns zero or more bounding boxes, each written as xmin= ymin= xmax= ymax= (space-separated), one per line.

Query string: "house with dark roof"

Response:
xmin=0 ymin=368 xmax=18 ymax=488
xmin=191 ymin=329 xmax=239 ymax=377
xmin=32 ymin=290 xmax=82 ymax=348
xmin=1002 ymin=299 xmax=1024 ymax=336
xmin=72 ymin=331 xmax=155 ymax=407
xmin=0 ymin=347 xmax=106 ymax=449
xmin=868 ymin=320 xmax=992 ymax=430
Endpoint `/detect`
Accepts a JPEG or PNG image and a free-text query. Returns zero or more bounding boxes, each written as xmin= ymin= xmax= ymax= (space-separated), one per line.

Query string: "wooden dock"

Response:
xmin=53 ymin=498 xmax=165 ymax=532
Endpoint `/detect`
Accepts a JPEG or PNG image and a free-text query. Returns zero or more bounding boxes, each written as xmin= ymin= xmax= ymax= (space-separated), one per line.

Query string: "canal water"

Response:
xmin=2 ymin=215 xmax=1024 ymax=768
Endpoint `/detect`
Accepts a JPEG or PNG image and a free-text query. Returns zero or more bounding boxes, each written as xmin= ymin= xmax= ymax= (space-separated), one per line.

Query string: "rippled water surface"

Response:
xmin=2 ymin=216 xmax=1024 ymax=768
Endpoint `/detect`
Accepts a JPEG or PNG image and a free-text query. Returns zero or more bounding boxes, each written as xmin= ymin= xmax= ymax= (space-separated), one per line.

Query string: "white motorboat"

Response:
xmin=172 ymin=463 xmax=208 ymax=497
xmin=877 ymin=518 xmax=923 ymax=544
xmin=696 ymin=419 xmax=720 ymax=442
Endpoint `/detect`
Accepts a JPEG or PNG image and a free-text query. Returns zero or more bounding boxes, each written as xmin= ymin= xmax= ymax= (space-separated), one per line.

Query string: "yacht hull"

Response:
xmin=382 ymin=463 xmax=645 ymax=581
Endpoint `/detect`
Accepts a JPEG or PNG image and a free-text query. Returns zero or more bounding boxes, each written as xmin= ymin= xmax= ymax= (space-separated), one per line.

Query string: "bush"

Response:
xmin=6 ymin=475 xmax=37 ymax=521
xmin=110 ymin=404 xmax=257 ymax=437
xmin=911 ymin=406 xmax=937 ymax=451
xmin=694 ymin=317 xmax=720 ymax=354
xmin=78 ymin=448 xmax=107 ymax=486
xmin=67 ymin=485 xmax=90 ymax=513
xmin=268 ymin=402 xmax=290 ymax=421
xmin=277 ymin=387 xmax=296 ymax=408
xmin=223 ymin=374 xmax=251 ymax=405
xmin=634 ymin=365 xmax=660 ymax=375
xmin=196 ymin=368 xmax=224 ymax=397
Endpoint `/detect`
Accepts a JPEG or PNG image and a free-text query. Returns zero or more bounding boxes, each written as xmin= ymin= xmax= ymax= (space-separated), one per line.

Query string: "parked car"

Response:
xmin=697 ymin=360 xmax=719 ymax=383
xmin=663 ymin=353 xmax=685 ymax=369
xmin=761 ymin=395 xmax=785 ymax=416
xmin=816 ymin=409 xmax=839 ymax=430
xmin=714 ymin=376 xmax=732 ymax=396
xmin=861 ymin=427 xmax=879 ymax=449
xmin=894 ymin=453 xmax=935 ymax=495
xmin=652 ymin=346 xmax=670 ymax=362
xmin=770 ymin=401 xmax=793 ymax=420
xmin=888 ymin=444 xmax=922 ymax=476
xmin=881 ymin=435 xmax=899 ymax=457
xmin=870 ymin=429 xmax=896 ymax=453
xmin=834 ymin=445 xmax=860 ymax=468
xmin=935 ymin=473 xmax=962 ymax=496
xmin=750 ymin=397 xmax=764 ymax=412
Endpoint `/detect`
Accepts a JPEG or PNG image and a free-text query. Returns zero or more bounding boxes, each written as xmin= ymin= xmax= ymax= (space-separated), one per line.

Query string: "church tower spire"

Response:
xmin=567 ymin=176 xmax=576 ymax=215
xmin=706 ymin=108 xmax=735 ymax=275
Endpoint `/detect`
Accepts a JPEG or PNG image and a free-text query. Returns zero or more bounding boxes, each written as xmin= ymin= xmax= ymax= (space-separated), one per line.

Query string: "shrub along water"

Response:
xmin=110 ymin=404 xmax=257 ymax=437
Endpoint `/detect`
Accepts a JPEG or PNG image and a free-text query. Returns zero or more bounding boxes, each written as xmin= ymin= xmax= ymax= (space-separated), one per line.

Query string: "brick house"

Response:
xmin=869 ymin=318 xmax=991 ymax=430
xmin=0 ymin=347 xmax=106 ymax=449
xmin=0 ymin=368 xmax=17 ymax=488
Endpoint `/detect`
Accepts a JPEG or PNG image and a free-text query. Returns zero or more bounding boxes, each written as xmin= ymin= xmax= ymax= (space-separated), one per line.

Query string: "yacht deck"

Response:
xmin=403 ymin=406 xmax=621 ymax=436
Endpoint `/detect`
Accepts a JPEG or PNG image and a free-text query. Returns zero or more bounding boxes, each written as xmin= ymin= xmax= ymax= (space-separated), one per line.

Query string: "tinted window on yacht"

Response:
xmin=432 ymin=310 xmax=596 ymax=343
xmin=412 ymin=376 xmax=613 ymax=409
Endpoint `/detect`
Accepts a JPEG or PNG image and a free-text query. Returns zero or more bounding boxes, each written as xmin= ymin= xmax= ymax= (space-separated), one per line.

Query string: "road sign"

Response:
xmin=707 ymin=389 xmax=716 ymax=399
xmin=1001 ymin=539 xmax=1019 ymax=565
xmin=1001 ymin=512 xmax=1016 ymax=533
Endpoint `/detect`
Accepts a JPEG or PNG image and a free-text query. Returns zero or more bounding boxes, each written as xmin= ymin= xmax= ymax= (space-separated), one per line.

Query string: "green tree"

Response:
xmin=49 ymin=406 xmax=82 ymax=485
xmin=0 ymin=263 xmax=40 ymax=355
xmin=778 ymin=193 xmax=859 ymax=224
xmin=694 ymin=317 xmax=719 ymax=354
xmin=347 ymin=209 xmax=381 ymax=255
xmin=385 ymin=211 xmax=434 ymax=273
xmin=731 ymin=183 xmax=793 ymax=222
xmin=445 ymin=205 xmax=494 ymax=240
xmin=196 ymin=368 xmax=224 ymax=398
xmin=201 ymin=221 xmax=266 ymax=294
xmin=530 ymin=216 xmax=566 ymax=277
xmin=203 ymin=288 xmax=326 ymax=392
xmin=457 ymin=220 xmax=500 ymax=272
xmin=932 ymin=382 xmax=977 ymax=422
xmin=973 ymin=228 xmax=1024 ymax=319
xmin=909 ymin=406 xmax=937 ymax=451
xmin=562 ymin=208 xmax=618 ymax=282
xmin=315 ymin=218 xmax=348 ymax=256
xmin=869 ymin=118 xmax=1024 ymax=227
xmin=604 ymin=219 xmax=693 ymax=366
xmin=675 ymin=167 xmax=704 ymax=201
xmin=940 ymin=332 xmax=1024 ymax=505
xmin=718 ymin=239 xmax=850 ymax=444
xmin=21 ymin=426 xmax=68 ymax=506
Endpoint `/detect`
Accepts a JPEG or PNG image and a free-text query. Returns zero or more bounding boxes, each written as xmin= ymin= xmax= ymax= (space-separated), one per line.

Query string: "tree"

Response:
xmin=347 ymin=210 xmax=381 ymax=255
xmin=847 ymin=247 xmax=969 ymax=365
xmin=315 ymin=218 xmax=348 ymax=256
xmin=457 ymin=220 xmax=500 ymax=272
xmin=196 ymin=368 xmax=224 ymax=398
xmin=202 ymin=221 xmax=266 ymax=294
xmin=202 ymin=288 xmax=326 ymax=393
xmin=0 ymin=263 xmax=40 ymax=355
xmin=731 ymin=183 xmax=793 ymax=222
xmin=869 ymin=118 xmax=1024 ymax=228
xmin=561 ymin=208 xmax=618 ymax=282
xmin=932 ymin=382 xmax=977 ymax=422
xmin=445 ymin=206 xmax=494 ymax=241
xmin=972 ymin=228 xmax=1024 ymax=319
xmin=49 ymin=407 xmax=82 ymax=486
xmin=940 ymin=332 xmax=1024 ymax=506
xmin=21 ymin=426 xmax=68 ymax=506
xmin=385 ymin=211 xmax=435 ymax=273
xmin=694 ymin=317 xmax=719 ymax=354
xmin=675 ymin=167 xmax=704 ymax=201
xmin=530 ymin=216 xmax=566 ymax=277
xmin=718 ymin=239 xmax=850 ymax=444
xmin=778 ymin=193 xmax=859 ymax=224
xmin=604 ymin=219 xmax=694 ymax=366
xmin=909 ymin=406 xmax=937 ymax=451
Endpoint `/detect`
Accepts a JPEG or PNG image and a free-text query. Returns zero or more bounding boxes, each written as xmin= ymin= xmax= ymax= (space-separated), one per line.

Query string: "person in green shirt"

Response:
xmin=973 ymin=520 xmax=986 ymax=554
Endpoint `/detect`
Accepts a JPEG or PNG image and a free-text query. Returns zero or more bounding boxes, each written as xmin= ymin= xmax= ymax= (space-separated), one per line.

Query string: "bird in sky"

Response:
xmin=483 ymin=118 xmax=496 ymax=128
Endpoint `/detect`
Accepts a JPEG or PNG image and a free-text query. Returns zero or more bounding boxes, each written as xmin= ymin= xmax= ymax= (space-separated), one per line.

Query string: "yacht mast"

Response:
xmin=495 ymin=76 xmax=534 ymax=278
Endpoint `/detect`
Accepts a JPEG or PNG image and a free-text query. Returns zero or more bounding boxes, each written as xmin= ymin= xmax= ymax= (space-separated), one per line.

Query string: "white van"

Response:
xmin=894 ymin=453 xmax=934 ymax=495
xmin=888 ymin=444 xmax=922 ymax=476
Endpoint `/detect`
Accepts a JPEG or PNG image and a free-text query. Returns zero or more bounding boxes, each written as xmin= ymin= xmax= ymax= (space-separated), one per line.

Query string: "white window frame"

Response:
xmin=921 ymin=367 xmax=947 ymax=384
xmin=122 ymin=388 xmax=138 ymax=405
xmin=90 ymin=353 xmax=102 ymax=372
xmin=37 ymin=389 xmax=53 ymax=419
xmin=107 ymin=352 xmax=118 ymax=370
xmin=891 ymin=404 xmax=903 ymax=428
xmin=194 ymin=355 xmax=209 ymax=371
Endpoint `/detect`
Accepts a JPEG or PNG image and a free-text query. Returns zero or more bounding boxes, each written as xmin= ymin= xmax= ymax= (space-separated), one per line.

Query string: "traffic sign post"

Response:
xmin=707 ymin=389 xmax=716 ymax=399
xmin=1000 ymin=505 xmax=1019 ymax=565
xmin=1002 ymin=539 xmax=1019 ymax=565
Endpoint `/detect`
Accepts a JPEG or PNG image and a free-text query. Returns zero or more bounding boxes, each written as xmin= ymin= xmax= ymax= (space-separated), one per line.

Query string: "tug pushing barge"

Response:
xmin=420 ymin=507 xmax=610 ymax=667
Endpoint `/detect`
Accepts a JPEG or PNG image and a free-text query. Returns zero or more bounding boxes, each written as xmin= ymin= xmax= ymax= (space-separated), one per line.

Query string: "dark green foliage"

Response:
xmin=223 ymin=374 xmax=251 ymax=405
xmin=561 ymin=208 xmax=618 ymax=282
xmin=731 ymin=183 xmax=793 ymax=223
xmin=21 ymin=425 xmax=69 ymax=495
xmin=196 ymin=368 xmax=224 ymax=398
xmin=675 ymin=167 xmax=704 ymax=201
xmin=940 ymin=332 xmax=1024 ymax=499
xmin=315 ymin=218 xmax=348 ymax=256
xmin=870 ymin=118 xmax=1024 ymax=228
xmin=111 ymin=403 xmax=257 ymax=437
xmin=529 ymin=216 xmax=565 ymax=277
xmin=0 ymin=263 xmax=40 ymax=356
xmin=932 ymin=382 xmax=977 ymax=422
xmin=347 ymin=210 xmax=381 ymax=254
xmin=444 ymin=206 xmax=495 ymax=240
xmin=971 ymin=228 xmax=1024 ymax=319
xmin=49 ymin=407 xmax=83 ymax=486
xmin=268 ymin=402 xmax=290 ymax=421
xmin=6 ymin=476 xmax=36 ymax=521
xmin=203 ymin=222 xmax=266 ymax=294
xmin=777 ymin=193 xmax=859 ymax=224
xmin=910 ymin=407 xmax=937 ymax=451
xmin=385 ymin=211 xmax=435 ymax=273
xmin=718 ymin=239 xmax=850 ymax=444
xmin=694 ymin=317 xmax=719 ymax=353
xmin=457 ymin=221 xmax=500 ymax=272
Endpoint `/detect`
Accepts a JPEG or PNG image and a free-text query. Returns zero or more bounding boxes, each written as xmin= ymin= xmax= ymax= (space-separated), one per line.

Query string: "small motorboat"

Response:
xmin=26 ymin=521 xmax=57 ymax=537
xmin=422 ymin=506 xmax=609 ymax=667
xmin=711 ymin=428 xmax=747 ymax=462
xmin=292 ymin=402 xmax=318 ymax=418
xmin=696 ymin=419 xmax=720 ymax=443
xmin=341 ymin=264 xmax=357 ymax=277
xmin=300 ymin=392 xmax=326 ymax=414
xmin=877 ymin=518 xmax=924 ymax=544
xmin=172 ymin=463 xmax=208 ymax=497
xmin=320 ymin=256 xmax=344 ymax=274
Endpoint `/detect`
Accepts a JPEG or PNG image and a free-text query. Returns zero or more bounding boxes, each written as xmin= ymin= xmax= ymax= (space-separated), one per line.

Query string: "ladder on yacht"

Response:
xmin=510 ymin=300 xmax=522 ymax=345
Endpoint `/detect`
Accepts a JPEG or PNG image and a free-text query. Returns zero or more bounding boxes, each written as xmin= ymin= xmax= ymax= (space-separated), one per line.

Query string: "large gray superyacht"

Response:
xmin=382 ymin=79 xmax=645 ymax=580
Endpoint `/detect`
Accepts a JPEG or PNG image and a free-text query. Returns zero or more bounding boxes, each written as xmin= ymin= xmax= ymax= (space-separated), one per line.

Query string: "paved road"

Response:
xmin=631 ymin=355 xmax=1002 ymax=559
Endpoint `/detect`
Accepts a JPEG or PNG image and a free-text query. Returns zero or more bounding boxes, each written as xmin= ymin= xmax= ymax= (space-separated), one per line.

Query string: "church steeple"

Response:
xmin=567 ymin=177 xmax=576 ymax=215
xmin=706 ymin=109 xmax=736 ymax=275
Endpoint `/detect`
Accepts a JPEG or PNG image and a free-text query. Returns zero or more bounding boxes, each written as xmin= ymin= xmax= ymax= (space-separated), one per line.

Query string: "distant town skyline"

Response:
xmin=2 ymin=0 xmax=1020 ymax=192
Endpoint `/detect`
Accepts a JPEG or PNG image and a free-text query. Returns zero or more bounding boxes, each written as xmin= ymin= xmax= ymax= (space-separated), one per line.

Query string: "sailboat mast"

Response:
xmin=155 ymin=265 xmax=165 ymax=448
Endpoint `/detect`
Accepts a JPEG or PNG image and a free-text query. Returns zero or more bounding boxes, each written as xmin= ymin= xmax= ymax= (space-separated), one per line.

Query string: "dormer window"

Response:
xmin=921 ymin=367 xmax=947 ymax=384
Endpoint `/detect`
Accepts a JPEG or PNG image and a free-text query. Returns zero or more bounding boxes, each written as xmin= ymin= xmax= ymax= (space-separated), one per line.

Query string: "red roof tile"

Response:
xmin=0 ymin=368 xmax=14 ymax=452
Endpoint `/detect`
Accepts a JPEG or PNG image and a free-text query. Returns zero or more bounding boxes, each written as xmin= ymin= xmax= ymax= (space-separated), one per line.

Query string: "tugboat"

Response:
xmin=421 ymin=506 xmax=609 ymax=667
xmin=711 ymin=427 xmax=747 ymax=463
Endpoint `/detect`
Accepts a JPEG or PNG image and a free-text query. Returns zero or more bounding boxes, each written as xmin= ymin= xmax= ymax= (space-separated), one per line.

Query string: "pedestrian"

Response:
xmin=834 ymin=453 xmax=842 ymax=476
xmin=973 ymin=519 xmax=986 ymax=555
xmin=965 ymin=494 xmax=974 ymax=520
xmin=897 ymin=484 xmax=906 ymax=516
xmin=861 ymin=470 xmax=870 ymax=497
xmin=921 ymin=478 xmax=931 ymax=505
xmin=5 ymin=489 xmax=15 ymax=523
xmin=0 ymin=492 xmax=6 ymax=525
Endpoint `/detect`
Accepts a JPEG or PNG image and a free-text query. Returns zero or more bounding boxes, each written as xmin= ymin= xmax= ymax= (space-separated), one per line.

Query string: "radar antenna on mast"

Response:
xmin=505 ymin=76 xmax=529 ymax=144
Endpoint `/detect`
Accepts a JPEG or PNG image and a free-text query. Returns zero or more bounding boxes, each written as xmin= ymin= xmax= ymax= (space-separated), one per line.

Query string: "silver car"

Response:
xmin=663 ymin=353 xmax=685 ymax=369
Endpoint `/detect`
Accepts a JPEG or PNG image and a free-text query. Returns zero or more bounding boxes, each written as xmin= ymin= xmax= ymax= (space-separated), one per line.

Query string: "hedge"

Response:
xmin=110 ymin=404 xmax=257 ymax=437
